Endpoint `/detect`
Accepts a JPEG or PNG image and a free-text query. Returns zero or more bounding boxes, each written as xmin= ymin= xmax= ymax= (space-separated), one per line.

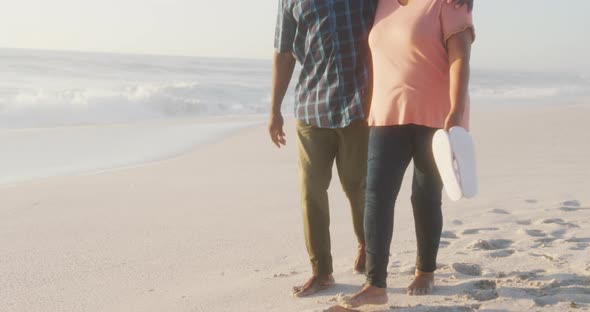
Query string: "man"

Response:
xmin=269 ymin=0 xmax=473 ymax=298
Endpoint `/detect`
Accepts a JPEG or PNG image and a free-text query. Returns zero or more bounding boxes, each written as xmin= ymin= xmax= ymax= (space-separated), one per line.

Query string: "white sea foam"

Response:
xmin=470 ymin=70 xmax=590 ymax=106
xmin=0 ymin=48 xmax=277 ymax=128
xmin=0 ymin=48 xmax=588 ymax=184
xmin=1 ymin=49 xmax=589 ymax=128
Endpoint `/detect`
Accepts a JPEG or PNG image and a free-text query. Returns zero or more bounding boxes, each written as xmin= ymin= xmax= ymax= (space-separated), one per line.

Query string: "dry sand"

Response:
xmin=1 ymin=104 xmax=589 ymax=312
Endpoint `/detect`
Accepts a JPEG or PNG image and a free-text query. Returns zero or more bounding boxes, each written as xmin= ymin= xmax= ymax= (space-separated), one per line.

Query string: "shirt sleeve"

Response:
xmin=274 ymin=0 xmax=297 ymax=53
xmin=440 ymin=2 xmax=475 ymax=45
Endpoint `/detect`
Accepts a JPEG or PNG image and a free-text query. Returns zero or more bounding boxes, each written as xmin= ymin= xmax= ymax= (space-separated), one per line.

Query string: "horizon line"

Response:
xmin=1 ymin=46 xmax=587 ymax=75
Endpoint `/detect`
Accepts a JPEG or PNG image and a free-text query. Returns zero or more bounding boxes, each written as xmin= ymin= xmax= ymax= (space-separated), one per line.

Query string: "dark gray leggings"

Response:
xmin=365 ymin=124 xmax=443 ymax=288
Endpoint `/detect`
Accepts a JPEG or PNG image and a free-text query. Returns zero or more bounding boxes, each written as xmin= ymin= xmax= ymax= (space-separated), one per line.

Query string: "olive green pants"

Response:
xmin=296 ymin=119 xmax=369 ymax=276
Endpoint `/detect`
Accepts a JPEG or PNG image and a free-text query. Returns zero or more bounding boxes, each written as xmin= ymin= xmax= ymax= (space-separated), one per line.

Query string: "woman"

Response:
xmin=345 ymin=0 xmax=475 ymax=307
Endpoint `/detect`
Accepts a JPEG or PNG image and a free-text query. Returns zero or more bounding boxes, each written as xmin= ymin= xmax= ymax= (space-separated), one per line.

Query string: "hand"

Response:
xmin=444 ymin=111 xmax=463 ymax=131
xmin=446 ymin=0 xmax=474 ymax=11
xmin=269 ymin=113 xmax=287 ymax=148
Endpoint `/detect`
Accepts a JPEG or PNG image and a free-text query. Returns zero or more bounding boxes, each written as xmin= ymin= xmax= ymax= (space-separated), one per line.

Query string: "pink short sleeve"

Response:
xmin=440 ymin=3 xmax=475 ymax=44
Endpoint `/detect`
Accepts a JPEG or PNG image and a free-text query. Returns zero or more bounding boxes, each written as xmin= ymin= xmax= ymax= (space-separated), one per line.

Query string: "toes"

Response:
xmin=292 ymin=286 xmax=307 ymax=297
xmin=293 ymin=288 xmax=310 ymax=298
xmin=407 ymin=287 xmax=430 ymax=296
xmin=293 ymin=285 xmax=318 ymax=298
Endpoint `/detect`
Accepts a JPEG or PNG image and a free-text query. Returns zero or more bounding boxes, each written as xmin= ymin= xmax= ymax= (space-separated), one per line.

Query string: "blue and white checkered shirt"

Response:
xmin=275 ymin=0 xmax=377 ymax=128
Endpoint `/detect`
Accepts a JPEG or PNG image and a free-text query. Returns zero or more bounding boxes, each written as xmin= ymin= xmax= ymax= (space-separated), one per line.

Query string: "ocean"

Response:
xmin=0 ymin=48 xmax=588 ymax=185
xmin=1 ymin=48 xmax=589 ymax=129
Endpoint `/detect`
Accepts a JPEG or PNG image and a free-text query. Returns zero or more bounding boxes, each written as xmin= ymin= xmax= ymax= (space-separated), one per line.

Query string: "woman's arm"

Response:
xmin=445 ymin=30 xmax=473 ymax=130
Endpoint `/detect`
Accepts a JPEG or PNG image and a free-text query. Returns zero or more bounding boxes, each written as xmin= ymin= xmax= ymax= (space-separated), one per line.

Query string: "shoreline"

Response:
xmin=0 ymin=115 xmax=264 ymax=187
xmin=1 ymin=104 xmax=589 ymax=311
xmin=2 ymin=102 xmax=589 ymax=187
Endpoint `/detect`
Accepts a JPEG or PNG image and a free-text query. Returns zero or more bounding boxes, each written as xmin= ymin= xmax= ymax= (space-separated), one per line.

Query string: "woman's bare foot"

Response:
xmin=353 ymin=244 xmax=366 ymax=274
xmin=407 ymin=270 xmax=434 ymax=296
xmin=292 ymin=274 xmax=335 ymax=298
xmin=341 ymin=284 xmax=388 ymax=308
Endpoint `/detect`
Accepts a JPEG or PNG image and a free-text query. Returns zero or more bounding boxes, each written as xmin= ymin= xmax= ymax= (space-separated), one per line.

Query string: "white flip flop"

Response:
xmin=432 ymin=127 xmax=478 ymax=201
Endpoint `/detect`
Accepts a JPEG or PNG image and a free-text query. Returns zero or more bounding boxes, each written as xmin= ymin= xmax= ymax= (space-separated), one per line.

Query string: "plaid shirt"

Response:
xmin=275 ymin=0 xmax=377 ymax=128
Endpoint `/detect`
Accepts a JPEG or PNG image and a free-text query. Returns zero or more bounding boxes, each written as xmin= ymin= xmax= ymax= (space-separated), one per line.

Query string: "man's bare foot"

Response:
xmin=353 ymin=244 xmax=366 ymax=274
xmin=292 ymin=274 xmax=335 ymax=298
xmin=407 ymin=270 xmax=434 ymax=296
xmin=341 ymin=284 xmax=388 ymax=308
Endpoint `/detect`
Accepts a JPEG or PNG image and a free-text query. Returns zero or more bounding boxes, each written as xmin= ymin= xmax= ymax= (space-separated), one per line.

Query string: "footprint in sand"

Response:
xmin=535 ymin=237 xmax=558 ymax=244
xmin=540 ymin=218 xmax=580 ymax=228
xmin=321 ymin=306 xmax=360 ymax=312
xmin=451 ymin=219 xmax=464 ymax=226
xmin=529 ymin=275 xmax=590 ymax=307
xmin=550 ymin=229 xmax=568 ymax=238
xmin=558 ymin=200 xmax=589 ymax=212
xmin=531 ymin=236 xmax=562 ymax=248
xmin=525 ymin=199 xmax=538 ymax=204
xmin=388 ymin=304 xmax=483 ymax=312
xmin=529 ymin=253 xmax=568 ymax=266
xmin=467 ymin=239 xmax=513 ymax=250
xmin=552 ymin=276 xmax=590 ymax=287
xmin=569 ymin=243 xmax=589 ymax=251
xmin=565 ymin=237 xmax=590 ymax=243
xmin=464 ymin=280 xmax=498 ymax=302
xmin=561 ymin=200 xmax=581 ymax=207
xmin=487 ymin=249 xmax=515 ymax=258
xmin=558 ymin=206 xmax=590 ymax=212
xmin=273 ymin=271 xmax=299 ymax=278
xmin=441 ymin=230 xmax=459 ymax=239
xmin=389 ymin=260 xmax=401 ymax=268
xmin=542 ymin=218 xmax=565 ymax=224
xmin=565 ymin=237 xmax=590 ymax=251
xmin=511 ymin=270 xmax=544 ymax=281
xmin=522 ymin=229 xmax=547 ymax=237
xmin=451 ymin=263 xmax=482 ymax=276
xmin=562 ymin=222 xmax=581 ymax=228
xmin=497 ymin=269 xmax=543 ymax=281
xmin=461 ymin=228 xmax=499 ymax=235
xmin=516 ymin=219 xmax=532 ymax=225
xmin=532 ymin=296 xmax=560 ymax=307
xmin=439 ymin=241 xmax=451 ymax=248
xmin=488 ymin=208 xmax=510 ymax=214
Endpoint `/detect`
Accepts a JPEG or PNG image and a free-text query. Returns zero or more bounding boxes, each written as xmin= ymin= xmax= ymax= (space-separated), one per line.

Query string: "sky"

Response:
xmin=1 ymin=0 xmax=589 ymax=72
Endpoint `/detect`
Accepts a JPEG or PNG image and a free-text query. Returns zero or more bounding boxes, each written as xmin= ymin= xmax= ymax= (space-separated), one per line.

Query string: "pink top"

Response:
xmin=368 ymin=0 xmax=475 ymax=129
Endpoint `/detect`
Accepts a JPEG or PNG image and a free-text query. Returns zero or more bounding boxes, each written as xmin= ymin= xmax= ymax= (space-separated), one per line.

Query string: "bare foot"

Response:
xmin=292 ymin=274 xmax=335 ymax=298
xmin=341 ymin=284 xmax=388 ymax=308
xmin=353 ymin=244 xmax=366 ymax=274
xmin=407 ymin=270 xmax=434 ymax=296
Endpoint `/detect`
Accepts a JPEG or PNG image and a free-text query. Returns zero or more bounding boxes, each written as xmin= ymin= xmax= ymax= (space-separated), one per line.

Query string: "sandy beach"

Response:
xmin=1 ymin=104 xmax=589 ymax=312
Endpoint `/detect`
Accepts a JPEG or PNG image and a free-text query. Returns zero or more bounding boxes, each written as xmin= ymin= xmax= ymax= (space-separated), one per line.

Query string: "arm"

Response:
xmin=269 ymin=51 xmax=296 ymax=148
xmin=447 ymin=0 xmax=474 ymax=11
xmin=444 ymin=30 xmax=473 ymax=131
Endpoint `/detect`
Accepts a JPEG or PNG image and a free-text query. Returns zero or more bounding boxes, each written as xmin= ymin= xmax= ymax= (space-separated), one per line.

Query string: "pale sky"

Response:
xmin=1 ymin=0 xmax=589 ymax=71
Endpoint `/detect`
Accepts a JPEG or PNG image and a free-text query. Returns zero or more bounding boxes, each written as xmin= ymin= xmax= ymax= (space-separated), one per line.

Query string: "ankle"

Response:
xmin=415 ymin=270 xmax=434 ymax=278
xmin=316 ymin=273 xmax=333 ymax=281
xmin=363 ymin=284 xmax=387 ymax=293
